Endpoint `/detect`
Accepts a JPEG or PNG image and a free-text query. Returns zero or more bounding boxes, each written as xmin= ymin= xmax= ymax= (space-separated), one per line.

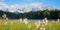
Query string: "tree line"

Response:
xmin=0 ymin=9 xmax=60 ymax=20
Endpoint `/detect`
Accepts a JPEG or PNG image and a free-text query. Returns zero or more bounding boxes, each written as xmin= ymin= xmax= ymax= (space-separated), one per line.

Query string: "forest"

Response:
xmin=0 ymin=9 xmax=60 ymax=19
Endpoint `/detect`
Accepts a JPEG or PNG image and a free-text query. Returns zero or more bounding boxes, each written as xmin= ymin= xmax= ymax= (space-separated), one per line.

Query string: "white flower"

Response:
xmin=19 ymin=18 xmax=23 ymax=22
xmin=44 ymin=18 xmax=47 ymax=20
xmin=2 ymin=14 xmax=7 ymax=18
xmin=4 ymin=21 xmax=7 ymax=24
xmin=35 ymin=20 xmax=41 ymax=28
xmin=42 ymin=19 xmax=45 ymax=23
xmin=41 ymin=24 xmax=45 ymax=27
xmin=11 ymin=21 xmax=13 ymax=24
xmin=57 ymin=19 xmax=60 ymax=22
xmin=23 ymin=18 xmax=28 ymax=25
xmin=6 ymin=18 xmax=8 ymax=20
xmin=40 ymin=28 xmax=45 ymax=30
xmin=42 ymin=18 xmax=48 ymax=25
xmin=52 ymin=20 xmax=55 ymax=22
xmin=28 ymin=25 xmax=31 ymax=28
xmin=45 ymin=20 xmax=48 ymax=25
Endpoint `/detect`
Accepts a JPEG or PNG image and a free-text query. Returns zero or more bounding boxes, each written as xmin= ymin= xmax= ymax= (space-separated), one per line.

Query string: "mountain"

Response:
xmin=0 ymin=2 xmax=56 ymax=13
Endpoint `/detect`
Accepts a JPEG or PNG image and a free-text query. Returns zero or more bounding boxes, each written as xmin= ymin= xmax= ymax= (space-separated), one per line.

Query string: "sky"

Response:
xmin=0 ymin=0 xmax=60 ymax=13
xmin=1 ymin=0 xmax=60 ymax=8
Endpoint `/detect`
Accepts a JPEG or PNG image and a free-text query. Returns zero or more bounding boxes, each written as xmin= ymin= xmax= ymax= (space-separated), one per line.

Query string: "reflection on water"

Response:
xmin=8 ymin=19 xmax=57 ymax=22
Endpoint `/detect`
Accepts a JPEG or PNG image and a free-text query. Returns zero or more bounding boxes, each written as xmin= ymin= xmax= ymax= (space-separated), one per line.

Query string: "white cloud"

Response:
xmin=0 ymin=2 xmax=8 ymax=11
xmin=23 ymin=0 xmax=44 ymax=2
xmin=0 ymin=2 xmax=55 ymax=13
xmin=21 ymin=2 xmax=43 ymax=12
xmin=0 ymin=2 xmax=43 ymax=13
xmin=23 ymin=0 xmax=35 ymax=2
xmin=0 ymin=0 xmax=5 ymax=1
xmin=7 ymin=2 xmax=43 ymax=13
xmin=8 ymin=5 xmax=16 ymax=12
xmin=8 ymin=4 xmax=24 ymax=13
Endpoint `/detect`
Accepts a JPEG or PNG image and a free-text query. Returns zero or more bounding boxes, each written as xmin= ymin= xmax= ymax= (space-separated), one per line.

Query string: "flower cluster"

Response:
xmin=23 ymin=18 xmax=28 ymax=25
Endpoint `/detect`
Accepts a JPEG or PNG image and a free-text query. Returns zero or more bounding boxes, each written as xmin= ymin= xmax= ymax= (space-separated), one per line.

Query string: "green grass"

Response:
xmin=0 ymin=20 xmax=60 ymax=30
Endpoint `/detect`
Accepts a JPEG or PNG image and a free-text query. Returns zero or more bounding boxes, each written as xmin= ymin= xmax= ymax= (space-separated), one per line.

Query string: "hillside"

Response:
xmin=0 ymin=9 xmax=60 ymax=20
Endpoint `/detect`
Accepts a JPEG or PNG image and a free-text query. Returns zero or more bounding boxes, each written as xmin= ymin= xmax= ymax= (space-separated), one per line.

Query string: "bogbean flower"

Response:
xmin=41 ymin=24 xmax=44 ymax=27
xmin=40 ymin=27 xmax=45 ymax=30
xmin=40 ymin=18 xmax=48 ymax=30
xmin=23 ymin=18 xmax=28 ymax=25
xmin=42 ymin=19 xmax=45 ymax=23
xmin=19 ymin=18 xmax=23 ymax=22
xmin=2 ymin=13 xmax=8 ymax=21
xmin=28 ymin=24 xmax=31 ymax=28
xmin=6 ymin=18 xmax=8 ymax=21
xmin=5 ymin=21 xmax=7 ymax=24
xmin=2 ymin=14 xmax=7 ymax=19
xmin=45 ymin=20 xmax=48 ymax=25
xmin=57 ymin=19 xmax=60 ymax=22
xmin=42 ymin=18 xmax=48 ymax=25
xmin=52 ymin=20 xmax=55 ymax=22
xmin=35 ymin=20 xmax=41 ymax=28
xmin=11 ymin=21 xmax=13 ymax=24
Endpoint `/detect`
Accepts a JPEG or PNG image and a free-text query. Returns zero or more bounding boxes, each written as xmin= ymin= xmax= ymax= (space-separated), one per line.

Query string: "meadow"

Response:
xmin=0 ymin=20 xmax=60 ymax=30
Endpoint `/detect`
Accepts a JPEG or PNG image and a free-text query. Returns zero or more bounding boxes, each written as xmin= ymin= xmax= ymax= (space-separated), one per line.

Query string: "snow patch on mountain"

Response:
xmin=0 ymin=2 xmax=55 ymax=13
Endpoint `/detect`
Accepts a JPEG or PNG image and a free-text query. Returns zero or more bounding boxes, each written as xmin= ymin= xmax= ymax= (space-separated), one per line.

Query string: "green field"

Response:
xmin=0 ymin=20 xmax=60 ymax=30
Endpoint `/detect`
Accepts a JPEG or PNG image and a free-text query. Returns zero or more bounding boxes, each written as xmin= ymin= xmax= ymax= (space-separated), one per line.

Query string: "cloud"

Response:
xmin=8 ymin=5 xmax=17 ymax=12
xmin=23 ymin=0 xmax=43 ymax=2
xmin=8 ymin=4 xmax=24 ymax=13
xmin=0 ymin=2 xmax=55 ymax=13
xmin=0 ymin=0 xmax=5 ymax=2
xmin=0 ymin=2 xmax=8 ymax=11
xmin=22 ymin=2 xmax=43 ymax=12
xmin=23 ymin=0 xmax=35 ymax=2
xmin=6 ymin=2 xmax=42 ymax=13
xmin=0 ymin=2 xmax=43 ymax=13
